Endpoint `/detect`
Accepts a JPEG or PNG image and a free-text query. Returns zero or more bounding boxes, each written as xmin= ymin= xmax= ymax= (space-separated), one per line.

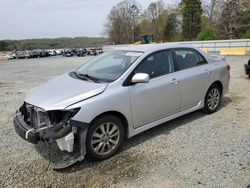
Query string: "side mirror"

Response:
xmin=131 ymin=73 xmax=149 ymax=84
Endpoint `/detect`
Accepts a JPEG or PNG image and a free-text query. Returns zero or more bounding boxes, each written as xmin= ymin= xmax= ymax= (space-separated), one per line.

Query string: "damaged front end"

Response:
xmin=13 ymin=102 xmax=89 ymax=169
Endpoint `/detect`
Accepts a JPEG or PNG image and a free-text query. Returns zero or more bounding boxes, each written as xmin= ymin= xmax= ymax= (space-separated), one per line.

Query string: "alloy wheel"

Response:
xmin=90 ymin=122 xmax=120 ymax=155
xmin=207 ymin=88 xmax=220 ymax=111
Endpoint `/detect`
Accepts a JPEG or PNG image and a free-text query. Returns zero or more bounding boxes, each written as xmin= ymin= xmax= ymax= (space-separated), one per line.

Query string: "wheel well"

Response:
xmin=212 ymin=81 xmax=223 ymax=93
xmin=91 ymin=111 xmax=129 ymax=137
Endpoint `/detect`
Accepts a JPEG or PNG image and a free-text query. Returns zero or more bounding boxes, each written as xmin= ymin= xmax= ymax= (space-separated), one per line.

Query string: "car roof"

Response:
xmin=112 ymin=43 xmax=196 ymax=53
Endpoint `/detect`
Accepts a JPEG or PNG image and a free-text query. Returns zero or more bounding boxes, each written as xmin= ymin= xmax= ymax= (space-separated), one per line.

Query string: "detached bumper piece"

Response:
xmin=53 ymin=153 xmax=84 ymax=170
xmin=53 ymin=120 xmax=89 ymax=170
xmin=13 ymin=113 xmax=39 ymax=144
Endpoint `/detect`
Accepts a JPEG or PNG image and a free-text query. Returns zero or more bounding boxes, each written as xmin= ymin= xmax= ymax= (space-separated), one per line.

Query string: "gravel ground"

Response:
xmin=0 ymin=55 xmax=250 ymax=188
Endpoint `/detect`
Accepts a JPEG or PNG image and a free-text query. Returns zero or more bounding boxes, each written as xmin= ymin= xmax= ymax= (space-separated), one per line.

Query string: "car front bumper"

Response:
xmin=13 ymin=109 xmax=90 ymax=169
xmin=13 ymin=112 xmax=39 ymax=144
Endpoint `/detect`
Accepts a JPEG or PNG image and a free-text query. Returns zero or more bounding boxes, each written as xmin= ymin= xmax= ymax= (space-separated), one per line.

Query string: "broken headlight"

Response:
xmin=47 ymin=108 xmax=80 ymax=125
xmin=20 ymin=102 xmax=80 ymax=129
xmin=30 ymin=106 xmax=49 ymax=129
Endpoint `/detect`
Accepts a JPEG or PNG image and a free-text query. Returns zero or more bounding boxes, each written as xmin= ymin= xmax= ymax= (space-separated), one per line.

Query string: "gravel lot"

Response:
xmin=0 ymin=55 xmax=250 ymax=188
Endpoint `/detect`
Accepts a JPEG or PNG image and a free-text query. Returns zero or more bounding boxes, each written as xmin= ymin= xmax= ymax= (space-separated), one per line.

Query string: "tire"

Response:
xmin=86 ymin=115 xmax=124 ymax=160
xmin=203 ymin=84 xmax=222 ymax=114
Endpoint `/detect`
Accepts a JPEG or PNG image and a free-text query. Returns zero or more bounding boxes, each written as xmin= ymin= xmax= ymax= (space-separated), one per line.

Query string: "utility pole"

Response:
xmin=130 ymin=4 xmax=139 ymax=44
xmin=132 ymin=25 xmax=135 ymax=44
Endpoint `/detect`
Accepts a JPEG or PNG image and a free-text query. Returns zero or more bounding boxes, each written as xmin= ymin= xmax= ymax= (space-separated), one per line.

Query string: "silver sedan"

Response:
xmin=13 ymin=44 xmax=230 ymax=169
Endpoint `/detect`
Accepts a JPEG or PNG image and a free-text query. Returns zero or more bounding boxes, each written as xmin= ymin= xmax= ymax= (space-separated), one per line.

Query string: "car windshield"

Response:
xmin=75 ymin=50 xmax=143 ymax=83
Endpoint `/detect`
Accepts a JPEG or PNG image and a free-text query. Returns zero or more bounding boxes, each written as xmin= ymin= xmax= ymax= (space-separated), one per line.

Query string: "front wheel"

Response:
xmin=204 ymin=84 xmax=222 ymax=114
xmin=86 ymin=115 xmax=124 ymax=160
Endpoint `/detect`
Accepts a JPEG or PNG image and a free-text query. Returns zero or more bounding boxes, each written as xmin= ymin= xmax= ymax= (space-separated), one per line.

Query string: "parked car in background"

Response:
xmin=55 ymin=49 xmax=63 ymax=55
xmin=48 ymin=50 xmax=56 ymax=56
xmin=7 ymin=52 xmax=16 ymax=59
xmin=63 ymin=49 xmax=74 ymax=57
xmin=76 ymin=48 xmax=87 ymax=57
xmin=30 ymin=50 xmax=40 ymax=58
xmin=36 ymin=50 xmax=46 ymax=58
xmin=15 ymin=51 xmax=27 ymax=59
xmin=86 ymin=48 xmax=99 ymax=56
xmin=245 ymin=58 xmax=250 ymax=78
xmin=65 ymin=50 xmax=74 ymax=57
xmin=90 ymin=49 xmax=97 ymax=55
xmin=13 ymin=44 xmax=230 ymax=169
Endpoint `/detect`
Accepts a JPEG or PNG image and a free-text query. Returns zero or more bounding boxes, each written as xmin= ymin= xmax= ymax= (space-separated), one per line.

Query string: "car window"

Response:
xmin=134 ymin=50 xmax=174 ymax=78
xmin=88 ymin=55 xmax=124 ymax=71
xmin=76 ymin=50 xmax=142 ymax=82
xmin=174 ymin=49 xmax=207 ymax=71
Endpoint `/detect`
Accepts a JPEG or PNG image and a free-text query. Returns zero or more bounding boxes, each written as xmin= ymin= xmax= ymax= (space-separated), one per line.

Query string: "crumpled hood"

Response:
xmin=25 ymin=74 xmax=108 ymax=111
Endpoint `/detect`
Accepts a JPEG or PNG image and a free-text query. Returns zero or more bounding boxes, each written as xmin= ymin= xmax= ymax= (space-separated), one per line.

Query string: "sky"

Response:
xmin=0 ymin=0 xmax=159 ymax=40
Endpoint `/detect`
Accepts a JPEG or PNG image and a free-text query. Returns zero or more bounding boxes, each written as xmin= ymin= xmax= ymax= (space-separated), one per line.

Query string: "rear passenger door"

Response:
xmin=172 ymin=48 xmax=211 ymax=111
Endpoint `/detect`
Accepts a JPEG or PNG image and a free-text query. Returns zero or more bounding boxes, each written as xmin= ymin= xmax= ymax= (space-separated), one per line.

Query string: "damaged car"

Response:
xmin=13 ymin=44 xmax=230 ymax=169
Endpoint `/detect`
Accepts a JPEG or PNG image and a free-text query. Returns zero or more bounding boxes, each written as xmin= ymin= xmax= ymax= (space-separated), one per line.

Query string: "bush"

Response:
xmin=242 ymin=31 xmax=250 ymax=39
xmin=197 ymin=28 xmax=218 ymax=41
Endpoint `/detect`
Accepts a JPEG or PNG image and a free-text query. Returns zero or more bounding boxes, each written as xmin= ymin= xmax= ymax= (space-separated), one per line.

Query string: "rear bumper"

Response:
xmin=13 ymin=112 xmax=39 ymax=144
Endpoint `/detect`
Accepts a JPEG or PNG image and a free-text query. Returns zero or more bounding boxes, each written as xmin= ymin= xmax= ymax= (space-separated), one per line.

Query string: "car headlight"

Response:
xmin=47 ymin=108 xmax=80 ymax=125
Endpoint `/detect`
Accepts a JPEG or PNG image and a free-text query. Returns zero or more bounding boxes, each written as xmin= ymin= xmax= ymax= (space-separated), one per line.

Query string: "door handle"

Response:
xmin=171 ymin=78 xmax=179 ymax=85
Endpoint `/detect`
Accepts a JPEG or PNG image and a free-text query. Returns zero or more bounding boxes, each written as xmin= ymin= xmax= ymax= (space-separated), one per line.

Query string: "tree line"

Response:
xmin=0 ymin=37 xmax=109 ymax=51
xmin=104 ymin=0 xmax=250 ymax=44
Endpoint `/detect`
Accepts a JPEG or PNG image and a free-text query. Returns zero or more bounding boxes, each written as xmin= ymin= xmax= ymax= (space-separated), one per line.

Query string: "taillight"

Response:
xmin=226 ymin=64 xmax=230 ymax=71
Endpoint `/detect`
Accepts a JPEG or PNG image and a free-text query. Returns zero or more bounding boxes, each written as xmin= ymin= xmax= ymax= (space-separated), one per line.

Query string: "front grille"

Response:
xmin=30 ymin=109 xmax=38 ymax=129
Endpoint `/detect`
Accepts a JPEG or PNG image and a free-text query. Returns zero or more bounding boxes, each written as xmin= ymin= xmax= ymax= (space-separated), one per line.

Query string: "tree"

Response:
xmin=0 ymin=41 xmax=9 ymax=51
xmin=104 ymin=0 xmax=140 ymax=44
xmin=203 ymin=0 xmax=221 ymax=27
xmin=163 ymin=13 xmax=178 ymax=41
xmin=180 ymin=0 xmax=203 ymax=40
xmin=147 ymin=0 xmax=165 ymax=22
xmin=217 ymin=0 xmax=241 ymax=39
xmin=216 ymin=0 xmax=250 ymax=39
xmin=238 ymin=1 xmax=250 ymax=37
xmin=139 ymin=0 xmax=168 ymax=41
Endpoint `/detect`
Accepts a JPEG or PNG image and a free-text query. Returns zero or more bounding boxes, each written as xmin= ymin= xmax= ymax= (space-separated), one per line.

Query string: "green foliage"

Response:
xmin=0 ymin=41 xmax=10 ymax=51
xmin=238 ymin=8 xmax=250 ymax=38
xmin=136 ymin=1 xmax=180 ymax=42
xmin=163 ymin=13 xmax=177 ymax=42
xmin=180 ymin=0 xmax=202 ymax=40
xmin=242 ymin=31 xmax=250 ymax=39
xmin=217 ymin=1 xmax=250 ymax=39
xmin=0 ymin=37 xmax=109 ymax=51
xmin=197 ymin=28 xmax=218 ymax=40
xmin=108 ymin=0 xmax=249 ymax=42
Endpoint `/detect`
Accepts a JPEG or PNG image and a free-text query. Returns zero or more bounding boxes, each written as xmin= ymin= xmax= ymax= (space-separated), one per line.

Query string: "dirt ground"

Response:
xmin=0 ymin=55 xmax=249 ymax=188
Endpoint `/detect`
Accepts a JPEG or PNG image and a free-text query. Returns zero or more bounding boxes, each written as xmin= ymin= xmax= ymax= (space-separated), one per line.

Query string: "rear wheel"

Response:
xmin=86 ymin=115 xmax=124 ymax=160
xmin=204 ymin=84 xmax=221 ymax=114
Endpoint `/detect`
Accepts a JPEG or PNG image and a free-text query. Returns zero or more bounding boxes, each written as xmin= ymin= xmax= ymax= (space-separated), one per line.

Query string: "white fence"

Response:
xmin=103 ymin=39 xmax=250 ymax=53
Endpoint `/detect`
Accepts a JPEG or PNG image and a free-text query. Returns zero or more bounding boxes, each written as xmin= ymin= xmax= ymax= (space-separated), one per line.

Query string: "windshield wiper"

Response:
xmin=78 ymin=73 xmax=100 ymax=83
xmin=71 ymin=71 xmax=88 ymax=81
